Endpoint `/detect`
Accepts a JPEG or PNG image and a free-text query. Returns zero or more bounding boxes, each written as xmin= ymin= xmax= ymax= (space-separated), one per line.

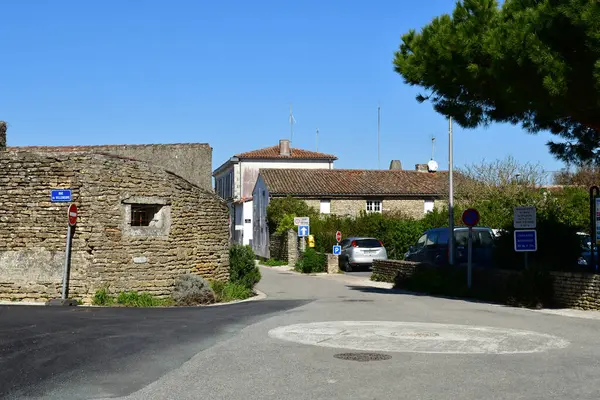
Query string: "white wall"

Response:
xmin=243 ymin=200 xmax=253 ymax=246
xmin=252 ymin=176 xmax=270 ymax=258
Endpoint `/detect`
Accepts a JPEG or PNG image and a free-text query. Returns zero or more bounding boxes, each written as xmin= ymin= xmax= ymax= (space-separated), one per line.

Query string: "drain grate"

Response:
xmin=334 ymin=352 xmax=392 ymax=362
xmin=342 ymin=299 xmax=373 ymax=303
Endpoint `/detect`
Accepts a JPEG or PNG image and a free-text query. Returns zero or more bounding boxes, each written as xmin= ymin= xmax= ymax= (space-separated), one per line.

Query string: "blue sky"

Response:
xmin=1 ymin=0 xmax=564 ymax=175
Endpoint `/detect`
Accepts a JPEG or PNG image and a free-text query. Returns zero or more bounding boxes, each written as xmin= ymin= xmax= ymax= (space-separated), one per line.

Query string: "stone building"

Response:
xmin=0 ymin=134 xmax=229 ymax=303
xmin=252 ymin=165 xmax=447 ymax=258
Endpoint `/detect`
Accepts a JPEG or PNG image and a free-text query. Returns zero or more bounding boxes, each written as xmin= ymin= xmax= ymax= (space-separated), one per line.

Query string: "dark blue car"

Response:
xmin=404 ymin=227 xmax=495 ymax=267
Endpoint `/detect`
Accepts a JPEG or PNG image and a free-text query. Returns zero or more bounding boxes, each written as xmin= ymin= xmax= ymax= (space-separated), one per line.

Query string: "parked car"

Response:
xmin=404 ymin=227 xmax=495 ymax=267
xmin=339 ymin=237 xmax=388 ymax=272
xmin=577 ymin=232 xmax=595 ymax=266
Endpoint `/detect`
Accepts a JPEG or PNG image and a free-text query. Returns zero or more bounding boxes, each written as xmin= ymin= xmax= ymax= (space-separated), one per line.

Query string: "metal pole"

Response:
xmin=467 ymin=226 xmax=472 ymax=289
xmin=448 ymin=117 xmax=455 ymax=265
xmin=61 ymin=225 xmax=73 ymax=300
xmin=377 ymin=104 xmax=381 ymax=169
xmin=524 ymin=252 xmax=528 ymax=269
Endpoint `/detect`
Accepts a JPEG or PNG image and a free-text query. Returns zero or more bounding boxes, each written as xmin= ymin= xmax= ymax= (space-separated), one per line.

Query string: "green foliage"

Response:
xmin=116 ymin=291 xmax=172 ymax=307
xmin=394 ymin=0 xmax=600 ymax=164
xmin=210 ymin=280 xmax=253 ymax=302
xmin=295 ymin=248 xmax=326 ymax=273
xmin=172 ymin=274 xmax=216 ymax=306
xmin=370 ymin=273 xmax=392 ymax=283
xmin=266 ymin=196 xmax=317 ymax=234
xmin=92 ymin=288 xmax=114 ymax=306
xmin=263 ymin=259 xmax=288 ymax=266
xmin=229 ymin=245 xmax=261 ymax=289
xmin=276 ymin=214 xmax=295 ymax=235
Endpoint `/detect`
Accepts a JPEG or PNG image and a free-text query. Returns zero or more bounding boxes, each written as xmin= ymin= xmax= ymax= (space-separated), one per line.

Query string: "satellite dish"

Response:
xmin=427 ymin=159 xmax=439 ymax=172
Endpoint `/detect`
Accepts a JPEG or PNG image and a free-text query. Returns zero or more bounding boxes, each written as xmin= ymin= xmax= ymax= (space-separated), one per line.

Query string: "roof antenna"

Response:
xmin=428 ymin=135 xmax=439 ymax=172
xmin=289 ymin=104 xmax=296 ymax=145
xmin=316 ymin=127 xmax=319 ymax=152
xmin=431 ymin=135 xmax=435 ymax=160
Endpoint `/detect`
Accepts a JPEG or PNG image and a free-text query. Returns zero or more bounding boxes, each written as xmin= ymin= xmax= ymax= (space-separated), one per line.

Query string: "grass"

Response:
xmin=92 ymin=288 xmax=173 ymax=307
xmin=263 ymin=259 xmax=288 ymax=267
xmin=210 ymin=280 xmax=254 ymax=303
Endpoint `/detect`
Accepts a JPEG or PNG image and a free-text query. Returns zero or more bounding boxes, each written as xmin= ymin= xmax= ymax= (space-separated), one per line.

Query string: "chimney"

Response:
xmin=0 ymin=121 xmax=6 ymax=150
xmin=279 ymin=139 xmax=291 ymax=156
xmin=389 ymin=160 xmax=402 ymax=170
xmin=415 ymin=163 xmax=428 ymax=172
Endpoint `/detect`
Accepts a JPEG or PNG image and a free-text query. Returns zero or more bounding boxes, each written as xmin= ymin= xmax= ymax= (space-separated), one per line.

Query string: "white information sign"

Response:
xmin=294 ymin=217 xmax=310 ymax=226
xmin=514 ymin=206 xmax=536 ymax=229
xmin=596 ymin=198 xmax=600 ymax=246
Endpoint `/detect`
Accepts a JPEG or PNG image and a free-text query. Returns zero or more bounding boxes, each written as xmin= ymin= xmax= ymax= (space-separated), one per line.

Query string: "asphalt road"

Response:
xmin=0 ymin=299 xmax=306 ymax=399
xmin=4 ymin=267 xmax=600 ymax=400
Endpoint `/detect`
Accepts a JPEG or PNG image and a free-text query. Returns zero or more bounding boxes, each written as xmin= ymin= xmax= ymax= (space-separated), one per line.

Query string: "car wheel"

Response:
xmin=345 ymin=259 xmax=352 ymax=272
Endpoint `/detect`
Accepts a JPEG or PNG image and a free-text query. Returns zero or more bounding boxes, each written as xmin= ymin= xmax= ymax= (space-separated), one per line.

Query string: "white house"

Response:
xmin=212 ymin=139 xmax=337 ymax=245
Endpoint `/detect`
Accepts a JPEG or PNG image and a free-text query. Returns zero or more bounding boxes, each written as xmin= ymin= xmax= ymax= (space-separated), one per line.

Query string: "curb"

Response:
xmin=206 ymin=289 xmax=267 ymax=307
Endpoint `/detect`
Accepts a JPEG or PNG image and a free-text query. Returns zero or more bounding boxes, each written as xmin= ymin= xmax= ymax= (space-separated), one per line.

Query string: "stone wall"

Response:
xmin=0 ymin=150 xmax=229 ymax=304
xmin=269 ymin=232 xmax=289 ymax=262
xmin=10 ymin=143 xmax=213 ymax=191
xmin=383 ymin=199 xmax=427 ymax=218
xmin=298 ymin=198 xmax=435 ymax=219
xmin=372 ymin=259 xmax=600 ymax=310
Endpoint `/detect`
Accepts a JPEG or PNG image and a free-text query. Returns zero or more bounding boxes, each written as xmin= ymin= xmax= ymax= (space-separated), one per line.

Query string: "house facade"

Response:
xmin=252 ymin=166 xmax=447 ymax=258
xmin=212 ymin=139 xmax=336 ymax=245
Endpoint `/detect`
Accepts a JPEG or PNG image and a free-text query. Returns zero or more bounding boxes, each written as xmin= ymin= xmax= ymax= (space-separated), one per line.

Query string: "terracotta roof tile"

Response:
xmin=236 ymin=145 xmax=337 ymax=160
xmin=260 ymin=169 xmax=448 ymax=197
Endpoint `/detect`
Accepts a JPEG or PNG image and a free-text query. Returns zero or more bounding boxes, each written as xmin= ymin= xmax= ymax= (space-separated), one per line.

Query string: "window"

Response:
xmin=425 ymin=232 xmax=438 ymax=247
xmin=131 ymin=205 xmax=162 ymax=227
xmin=225 ymin=174 xmax=231 ymax=198
xmin=320 ymin=200 xmax=331 ymax=214
xmin=366 ymin=200 xmax=382 ymax=213
xmin=424 ymin=200 xmax=434 ymax=214
xmin=415 ymin=234 xmax=427 ymax=249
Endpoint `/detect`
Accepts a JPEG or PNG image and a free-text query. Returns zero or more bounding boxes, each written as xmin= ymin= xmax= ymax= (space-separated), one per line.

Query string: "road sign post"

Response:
xmin=62 ymin=204 xmax=78 ymax=300
xmin=294 ymin=217 xmax=310 ymax=226
xmin=336 ymin=231 xmax=342 ymax=243
xmin=51 ymin=189 xmax=72 ymax=203
xmin=514 ymin=207 xmax=537 ymax=269
xmin=333 ymin=245 xmax=341 ymax=255
xmin=462 ymin=208 xmax=480 ymax=289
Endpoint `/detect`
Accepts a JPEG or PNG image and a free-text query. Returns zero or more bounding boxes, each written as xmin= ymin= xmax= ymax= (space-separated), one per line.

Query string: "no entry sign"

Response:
xmin=336 ymin=231 xmax=342 ymax=243
xmin=68 ymin=204 xmax=78 ymax=227
xmin=462 ymin=208 xmax=480 ymax=227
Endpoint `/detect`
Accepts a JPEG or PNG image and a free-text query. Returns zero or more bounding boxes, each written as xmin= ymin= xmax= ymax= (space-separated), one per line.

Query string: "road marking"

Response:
xmin=268 ymin=321 xmax=569 ymax=354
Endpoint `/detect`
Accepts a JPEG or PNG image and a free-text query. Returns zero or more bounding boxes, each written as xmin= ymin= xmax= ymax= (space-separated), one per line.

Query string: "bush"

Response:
xmin=263 ymin=259 xmax=288 ymax=266
xmin=210 ymin=280 xmax=253 ymax=302
xmin=267 ymin=196 xmax=317 ymax=234
xmin=92 ymin=288 xmax=114 ymax=306
xmin=229 ymin=245 xmax=261 ymax=289
xmin=295 ymin=248 xmax=326 ymax=273
xmin=116 ymin=291 xmax=172 ymax=307
xmin=172 ymin=274 xmax=216 ymax=306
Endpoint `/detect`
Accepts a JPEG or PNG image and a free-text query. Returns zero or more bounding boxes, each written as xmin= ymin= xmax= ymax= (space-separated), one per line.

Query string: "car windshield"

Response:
xmin=454 ymin=230 xmax=494 ymax=247
xmin=355 ymin=239 xmax=382 ymax=248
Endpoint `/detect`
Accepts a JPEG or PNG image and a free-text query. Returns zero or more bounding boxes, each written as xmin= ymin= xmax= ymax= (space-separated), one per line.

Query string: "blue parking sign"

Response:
xmin=333 ymin=245 xmax=341 ymax=255
xmin=514 ymin=230 xmax=537 ymax=252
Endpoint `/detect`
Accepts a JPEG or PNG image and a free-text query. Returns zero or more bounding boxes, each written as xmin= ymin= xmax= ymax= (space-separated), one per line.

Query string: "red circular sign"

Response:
xmin=336 ymin=231 xmax=342 ymax=242
xmin=68 ymin=204 xmax=78 ymax=226
xmin=462 ymin=208 xmax=480 ymax=227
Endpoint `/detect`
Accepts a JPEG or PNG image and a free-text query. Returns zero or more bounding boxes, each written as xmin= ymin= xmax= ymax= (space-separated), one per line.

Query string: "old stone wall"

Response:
xmin=10 ymin=143 xmax=213 ymax=191
xmin=372 ymin=259 xmax=600 ymax=310
xmin=0 ymin=151 xmax=229 ymax=304
xmin=383 ymin=199 xmax=427 ymax=218
xmin=298 ymin=198 xmax=434 ymax=218
xmin=269 ymin=232 xmax=289 ymax=262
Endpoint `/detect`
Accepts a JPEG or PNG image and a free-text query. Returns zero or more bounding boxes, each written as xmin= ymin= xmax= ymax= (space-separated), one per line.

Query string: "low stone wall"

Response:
xmin=373 ymin=259 xmax=600 ymax=310
xmin=269 ymin=233 xmax=288 ymax=262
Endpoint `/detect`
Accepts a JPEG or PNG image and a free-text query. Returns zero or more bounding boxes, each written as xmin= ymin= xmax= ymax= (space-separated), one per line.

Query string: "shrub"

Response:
xmin=115 ymin=291 xmax=172 ymax=307
xmin=229 ymin=245 xmax=261 ymax=289
xmin=267 ymin=196 xmax=317 ymax=234
xmin=295 ymin=248 xmax=326 ymax=273
xmin=210 ymin=280 xmax=253 ymax=302
xmin=263 ymin=259 xmax=288 ymax=266
xmin=92 ymin=288 xmax=114 ymax=306
xmin=172 ymin=274 xmax=216 ymax=306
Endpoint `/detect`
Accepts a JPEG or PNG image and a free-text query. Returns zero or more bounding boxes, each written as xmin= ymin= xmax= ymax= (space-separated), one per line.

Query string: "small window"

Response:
xmin=424 ymin=200 xmax=434 ymax=214
xmin=415 ymin=234 xmax=427 ymax=249
xmin=366 ymin=200 xmax=382 ymax=213
xmin=425 ymin=232 xmax=438 ymax=247
xmin=131 ymin=205 xmax=162 ymax=227
xmin=320 ymin=200 xmax=331 ymax=214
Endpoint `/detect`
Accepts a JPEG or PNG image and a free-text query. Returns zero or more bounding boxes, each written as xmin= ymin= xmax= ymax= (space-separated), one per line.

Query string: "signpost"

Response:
xmin=298 ymin=225 xmax=310 ymax=237
xmin=513 ymin=206 xmax=537 ymax=269
xmin=462 ymin=208 xmax=480 ymax=289
xmin=62 ymin=204 xmax=78 ymax=300
xmin=333 ymin=245 xmax=341 ymax=255
xmin=51 ymin=189 xmax=72 ymax=203
xmin=336 ymin=231 xmax=342 ymax=243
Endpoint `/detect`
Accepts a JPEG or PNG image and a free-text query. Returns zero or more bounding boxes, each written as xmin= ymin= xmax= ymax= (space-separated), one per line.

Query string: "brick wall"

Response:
xmin=0 ymin=150 xmax=229 ymax=304
xmin=373 ymin=259 xmax=600 ymax=310
xmin=10 ymin=143 xmax=213 ymax=191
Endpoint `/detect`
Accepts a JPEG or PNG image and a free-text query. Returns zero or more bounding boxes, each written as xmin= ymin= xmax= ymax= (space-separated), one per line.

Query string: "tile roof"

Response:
xmin=260 ymin=169 xmax=449 ymax=197
xmin=236 ymin=145 xmax=337 ymax=160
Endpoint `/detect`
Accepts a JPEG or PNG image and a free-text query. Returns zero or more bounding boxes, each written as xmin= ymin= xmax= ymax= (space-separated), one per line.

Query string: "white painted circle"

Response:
xmin=268 ymin=321 xmax=569 ymax=354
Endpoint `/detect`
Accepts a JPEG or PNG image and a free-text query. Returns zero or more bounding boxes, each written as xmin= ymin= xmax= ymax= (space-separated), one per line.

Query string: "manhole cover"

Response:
xmin=334 ymin=352 xmax=392 ymax=362
xmin=342 ymin=299 xmax=373 ymax=303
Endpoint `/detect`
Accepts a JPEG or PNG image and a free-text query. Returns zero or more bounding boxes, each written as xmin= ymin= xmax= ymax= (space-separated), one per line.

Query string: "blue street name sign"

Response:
xmin=298 ymin=225 xmax=310 ymax=237
xmin=333 ymin=245 xmax=341 ymax=255
xmin=51 ymin=189 xmax=72 ymax=202
xmin=514 ymin=230 xmax=537 ymax=252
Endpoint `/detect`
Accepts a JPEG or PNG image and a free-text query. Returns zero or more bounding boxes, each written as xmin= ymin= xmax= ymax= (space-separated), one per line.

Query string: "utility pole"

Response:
xmin=448 ymin=117 xmax=455 ymax=265
xmin=377 ymin=104 xmax=381 ymax=169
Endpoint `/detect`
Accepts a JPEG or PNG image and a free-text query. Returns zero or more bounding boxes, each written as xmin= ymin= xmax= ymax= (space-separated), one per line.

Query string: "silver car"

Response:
xmin=339 ymin=237 xmax=388 ymax=272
